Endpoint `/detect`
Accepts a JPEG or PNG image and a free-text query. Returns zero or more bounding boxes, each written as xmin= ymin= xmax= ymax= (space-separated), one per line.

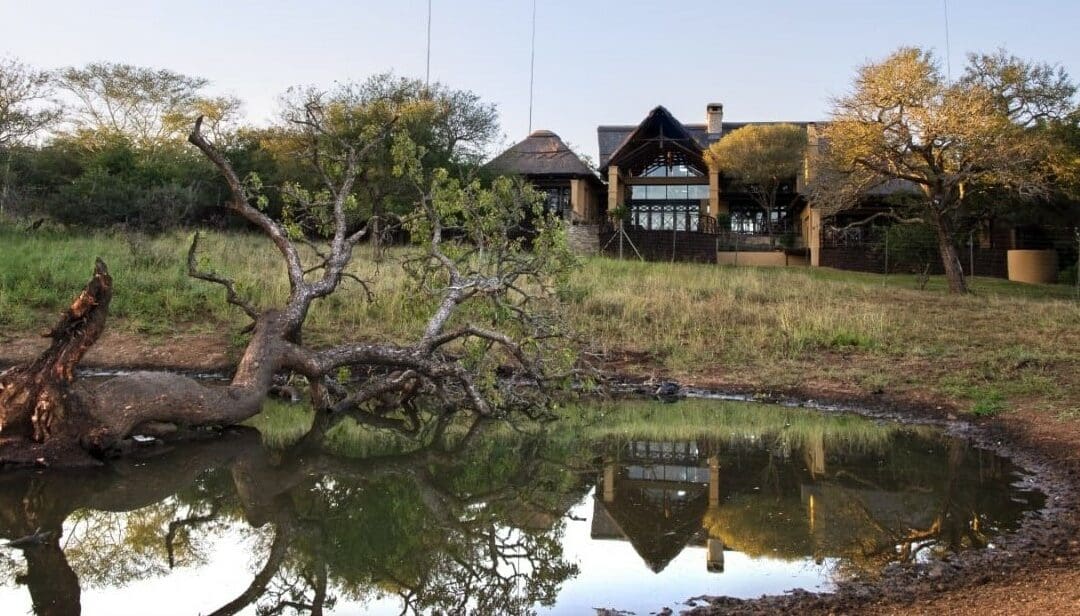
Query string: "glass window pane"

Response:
xmin=631 ymin=185 xmax=648 ymax=199
xmin=688 ymin=185 xmax=709 ymax=199
xmin=646 ymin=185 xmax=666 ymax=199
xmin=668 ymin=185 xmax=688 ymax=200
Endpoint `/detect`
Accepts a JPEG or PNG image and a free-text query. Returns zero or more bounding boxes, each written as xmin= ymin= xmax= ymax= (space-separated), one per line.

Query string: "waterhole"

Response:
xmin=0 ymin=399 xmax=1045 ymax=615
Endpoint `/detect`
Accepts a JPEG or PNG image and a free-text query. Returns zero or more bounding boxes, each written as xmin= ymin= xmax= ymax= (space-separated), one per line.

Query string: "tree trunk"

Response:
xmin=0 ymin=258 xmax=112 ymax=442
xmin=0 ymin=261 xmax=288 ymax=466
xmin=933 ymin=212 xmax=968 ymax=294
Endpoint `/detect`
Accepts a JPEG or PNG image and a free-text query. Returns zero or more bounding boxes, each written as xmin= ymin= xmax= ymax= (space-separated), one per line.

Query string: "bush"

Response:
xmin=882 ymin=224 xmax=938 ymax=274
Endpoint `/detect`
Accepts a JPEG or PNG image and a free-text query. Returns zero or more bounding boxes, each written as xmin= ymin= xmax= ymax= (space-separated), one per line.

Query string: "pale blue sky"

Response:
xmin=3 ymin=1 xmax=1078 ymax=161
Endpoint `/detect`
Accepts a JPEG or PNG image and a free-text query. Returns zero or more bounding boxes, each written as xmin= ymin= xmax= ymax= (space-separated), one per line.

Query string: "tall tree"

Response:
xmin=55 ymin=62 xmax=240 ymax=148
xmin=0 ymin=57 xmax=61 ymax=216
xmin=0 ymin=57 xmax=60 ymax=147
xmin=707 ymin=123 xmax=806 ymax=237
xmin=811 ymin=47 xmax=1075 ymax=293
xmin=268 ymin=74 xmax=499 ymax=254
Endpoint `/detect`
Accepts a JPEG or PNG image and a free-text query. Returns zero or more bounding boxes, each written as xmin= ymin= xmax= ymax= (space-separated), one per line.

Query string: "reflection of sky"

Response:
xmin=0 ymin=526 xmax=263 ymax=616
xmin=0 ymin=487 xmax=833 ymax=616
xmin=536 ymin=488 xmax=833 ymax=615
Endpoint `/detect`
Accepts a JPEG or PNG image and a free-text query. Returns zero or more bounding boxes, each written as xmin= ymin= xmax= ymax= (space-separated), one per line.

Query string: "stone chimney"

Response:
xmin=706 ymin=103 xmax=724 ymax=136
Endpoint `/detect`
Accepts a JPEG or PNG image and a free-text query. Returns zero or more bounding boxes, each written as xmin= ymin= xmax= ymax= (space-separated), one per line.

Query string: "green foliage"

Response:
xmin=54 ymin=61 xmax=240 ymax=147
xmin=34 ymin=137 xmax=222 ymax=230
xmin=882 ymin=223 xmax=939 ymax=273
xmin=3 ymin=64 xmax=498 ymax=233
xmin=265 ymin=74 xmax=500 ymax=237
xmin=707 ymin=123 xmax=806 ymax=227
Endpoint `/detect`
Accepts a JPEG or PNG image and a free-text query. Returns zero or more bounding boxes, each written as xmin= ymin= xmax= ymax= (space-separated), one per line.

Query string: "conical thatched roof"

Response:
xmin=485 ymin=130 xmax=597 ymax=178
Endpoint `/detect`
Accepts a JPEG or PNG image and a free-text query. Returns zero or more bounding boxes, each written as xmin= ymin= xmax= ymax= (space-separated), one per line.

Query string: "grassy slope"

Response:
xmin=1 ymin=224 xmax=1078 ymax=417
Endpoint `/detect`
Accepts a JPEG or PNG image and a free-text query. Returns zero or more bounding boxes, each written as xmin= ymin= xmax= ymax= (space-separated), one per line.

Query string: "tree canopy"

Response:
xmin=707 ymin=123 xmax=807 ymax=235
xmin=811 ymin=46 xmax=1077 ymax=293
xmin=0 ymin=57 xmax=60 ymax=148
xmin=54 ymin=62 xmax=241 ymax=148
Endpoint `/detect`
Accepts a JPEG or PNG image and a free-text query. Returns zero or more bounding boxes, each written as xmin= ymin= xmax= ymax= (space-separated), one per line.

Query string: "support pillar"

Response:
xmin=607 ymin=166 xmax=623 ymax=215
xmin=805 ymin=206 xmax=822 ymax=267
xmin=708 ymin=455 xmax=721 ymax=507
xmin=707 ymin=538 xmax=725 ymax=572
xmin=708 ymin=168 xmax=727 ymax=219
xmin=603 ymin=461 xmax=617 ymax=503
xmin=570 ymin=179 xmax=591 ymax=223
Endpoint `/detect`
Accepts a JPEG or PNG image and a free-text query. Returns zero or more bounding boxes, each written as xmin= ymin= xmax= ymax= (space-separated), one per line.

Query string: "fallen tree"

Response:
xmin=0 ymin=95 xmax=576 ymax=467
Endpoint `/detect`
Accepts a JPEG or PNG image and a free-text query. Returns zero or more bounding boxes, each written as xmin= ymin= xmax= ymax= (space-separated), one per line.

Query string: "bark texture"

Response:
xmin=0 ymin=258 xmax=111 ymax=443
xmin=0 ymin=262 xmax=284 ymax=465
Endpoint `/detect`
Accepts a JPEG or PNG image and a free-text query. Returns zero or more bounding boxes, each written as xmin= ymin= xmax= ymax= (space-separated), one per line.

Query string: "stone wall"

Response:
xmin=566 ymin=224 xmax=601 ymax=255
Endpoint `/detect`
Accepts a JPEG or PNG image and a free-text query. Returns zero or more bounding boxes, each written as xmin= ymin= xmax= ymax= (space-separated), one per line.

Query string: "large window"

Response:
xmin=628 ymin=203 xmax=700 ymax=232
xmin=730 ymin=209 xmax=790 ymax=234
xmin=630 ymin=185 xmax=709 ymax=200
xmin=639 ymin=162 xmax=704 ymax=178
xmin=540 ymin=186 xmax=570 ymax=219
xmin=627 ymin=184 xmax=709 ymax=231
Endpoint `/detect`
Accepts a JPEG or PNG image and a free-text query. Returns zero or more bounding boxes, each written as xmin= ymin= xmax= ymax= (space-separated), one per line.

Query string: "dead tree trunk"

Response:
xmin=0 ymin=258 xmax=111 ymax=442
xmin=0 ymin=260 xmax=286 ymax=465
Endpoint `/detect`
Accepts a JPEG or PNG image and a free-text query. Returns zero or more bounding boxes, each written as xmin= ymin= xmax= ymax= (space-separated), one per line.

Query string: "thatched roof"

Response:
xmin=485 ymin=130 xmax=598 ymax=179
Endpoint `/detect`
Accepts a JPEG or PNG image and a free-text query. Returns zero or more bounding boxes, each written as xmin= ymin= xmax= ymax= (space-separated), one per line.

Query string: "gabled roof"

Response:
xmin=591 ymin=489 xmax=709 ymax=573
xmin=598 ymin=106 xmax=708 ymax=175
xmin=598 ymin=108 xmax=812 ymax=170
xmin=484 ymin=130 xmax=598 ymax=180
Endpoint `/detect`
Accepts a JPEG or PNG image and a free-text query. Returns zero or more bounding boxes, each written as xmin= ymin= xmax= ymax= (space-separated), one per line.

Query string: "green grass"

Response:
xmin=2 ymin=222 xmax=1078 ymax=417
xmin=556 ymin=397 xmax=937 ymax=452
xmin=248 ymin=397 xmax=935 ymax=457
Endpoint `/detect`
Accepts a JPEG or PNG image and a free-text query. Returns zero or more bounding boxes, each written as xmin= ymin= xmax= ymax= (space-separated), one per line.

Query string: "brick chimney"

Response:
xmin=706 ymin=103 xmax=724 ymax=137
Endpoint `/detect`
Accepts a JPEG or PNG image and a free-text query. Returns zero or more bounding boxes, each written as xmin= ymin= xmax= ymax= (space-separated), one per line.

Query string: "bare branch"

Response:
xmin=186 ymin=231 xmax=260 ymax=322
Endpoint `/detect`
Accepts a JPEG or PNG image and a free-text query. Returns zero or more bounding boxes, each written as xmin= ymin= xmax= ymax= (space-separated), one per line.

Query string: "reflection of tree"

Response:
xmin=0 ymin=420 xmax=584 ymax=616
xmin=806 ymin=435 xmax=1021 ymax=579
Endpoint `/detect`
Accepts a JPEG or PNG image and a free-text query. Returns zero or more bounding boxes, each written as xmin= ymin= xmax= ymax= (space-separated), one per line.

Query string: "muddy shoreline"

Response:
xmin=1 ymin=356 xmax=1078 ymax=614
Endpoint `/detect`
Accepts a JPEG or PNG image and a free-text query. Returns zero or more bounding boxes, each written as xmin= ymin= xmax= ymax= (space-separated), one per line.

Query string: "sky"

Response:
xmin=3 ymin=0 xmax=1079 ymax=162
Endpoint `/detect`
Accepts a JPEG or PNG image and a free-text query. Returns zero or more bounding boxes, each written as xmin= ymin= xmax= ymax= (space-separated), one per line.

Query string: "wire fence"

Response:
xmin=816 ymin=224 xmax=1080 ymax=290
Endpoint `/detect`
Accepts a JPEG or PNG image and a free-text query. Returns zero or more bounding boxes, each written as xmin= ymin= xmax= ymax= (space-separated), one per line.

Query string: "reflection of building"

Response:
xmin=586 ymin=433 xmax=1029 ymax=576
xmin=591 ymin=441 xmax=722 ymax=573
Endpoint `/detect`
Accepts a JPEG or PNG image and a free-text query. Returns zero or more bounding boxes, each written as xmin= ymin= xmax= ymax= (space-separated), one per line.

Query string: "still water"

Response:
xmin=0 ymin=400 xmax=1045 ymax=615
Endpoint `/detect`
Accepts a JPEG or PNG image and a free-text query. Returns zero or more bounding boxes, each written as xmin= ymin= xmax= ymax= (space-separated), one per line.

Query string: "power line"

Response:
xmin=943 ymin=0 xmax=952 ymax=81
xmin=426 ymin=0 xmax=433 ymax=86
xmin=528 ymin=0 xmax=537 ymax=134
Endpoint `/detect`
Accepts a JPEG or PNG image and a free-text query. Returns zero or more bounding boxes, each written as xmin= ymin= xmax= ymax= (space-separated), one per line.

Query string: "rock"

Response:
xmin=655 ymin=381 xmax=680 ymax=397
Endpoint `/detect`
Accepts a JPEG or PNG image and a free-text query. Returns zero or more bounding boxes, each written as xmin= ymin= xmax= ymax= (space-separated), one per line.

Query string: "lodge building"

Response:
xmin=484 ymin=103 xmax=1073 ymax=282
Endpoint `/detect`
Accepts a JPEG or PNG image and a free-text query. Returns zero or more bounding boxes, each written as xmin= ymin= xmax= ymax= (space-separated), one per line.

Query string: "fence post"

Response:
xmin=883 ymin=230 xmax=889 ymax=285
xmin=969 ymin=230 xmax=975 ymax=278
xmin=672 ymin=224 xmax=677 ymax=263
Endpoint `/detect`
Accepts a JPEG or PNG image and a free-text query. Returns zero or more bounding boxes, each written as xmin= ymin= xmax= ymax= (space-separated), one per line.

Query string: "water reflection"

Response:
xmin=593 ymin=431 xmax=1038 ymax=581
xmin=0 ymin=403 xmax=1045 ymax=615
